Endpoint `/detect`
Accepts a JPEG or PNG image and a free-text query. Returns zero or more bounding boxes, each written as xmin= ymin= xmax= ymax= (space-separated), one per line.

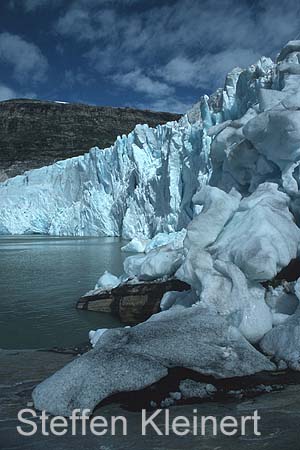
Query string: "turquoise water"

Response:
xmin=0 ymin=236 xmax=126 ymax=349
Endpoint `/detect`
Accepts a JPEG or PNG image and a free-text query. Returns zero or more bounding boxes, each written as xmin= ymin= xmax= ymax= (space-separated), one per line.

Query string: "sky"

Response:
xmin=0 ymin=0 xmax=300 ymax=113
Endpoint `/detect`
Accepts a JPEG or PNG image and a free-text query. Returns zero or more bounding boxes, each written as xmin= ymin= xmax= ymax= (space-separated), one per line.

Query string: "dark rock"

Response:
xmin=179 ymin=379 xmax=217 ymax=399
xmin=77 ymin=279 xmax=191 ymax=324
xmin=275 ymin=258 xmax=300 ymax=282
xmin=0 ymin=99 xmax=180 ymax=178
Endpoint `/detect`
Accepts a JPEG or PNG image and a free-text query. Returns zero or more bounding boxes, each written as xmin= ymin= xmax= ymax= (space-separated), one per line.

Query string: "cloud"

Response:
xmin=0 ymin=82 xmax=36 ymax=101
xmin=137 ymin=97 xmax=192 ymax=114
xmin=64 ymin=69 xmax=95 ymax=87
xmin=158 ymin=48 xmax=261 ymax=91
xmin=4 ymin=0 xmax=289 ymax=112
xmin=112 ymin=69 xmax=174 ymax=97
xmin=0 ymin=84 xmax=18 ymax=101
xmin=9 ymin=0 xmax=62 ymax=12
xmin=24 ymin=0 xmax=53 ymax=10
xmin=0 ymin=33 xmax=48 ymax=83
xmin=56 ymin=0 xmax=300 ymax=88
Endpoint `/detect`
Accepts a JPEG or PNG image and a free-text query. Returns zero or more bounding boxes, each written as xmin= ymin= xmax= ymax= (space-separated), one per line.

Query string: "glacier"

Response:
xmin=0 ymin=121 xmax=208 ymax=238
xmin=0 ymin=53 xmax=274 ymax=238
xmin=12 ymin=40 xmax=300 ymax=415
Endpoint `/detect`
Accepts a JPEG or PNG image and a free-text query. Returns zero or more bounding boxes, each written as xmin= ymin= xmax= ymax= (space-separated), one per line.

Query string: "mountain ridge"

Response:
xmin=0 ymin=98 xmax=180 ymax=180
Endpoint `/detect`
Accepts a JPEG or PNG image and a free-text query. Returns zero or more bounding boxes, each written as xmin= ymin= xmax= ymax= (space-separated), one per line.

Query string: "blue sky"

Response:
xmin=0 ymin=0 xmax=300 ymax=113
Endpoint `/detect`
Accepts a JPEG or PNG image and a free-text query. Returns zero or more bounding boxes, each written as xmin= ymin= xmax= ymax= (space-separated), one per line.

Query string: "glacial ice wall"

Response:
xmin=0 ymin=53 xmax=273 ymax=238
xmin=2 ymin=42 xmax=300 ymax=238
xmin=0 ymin=120 xmax=207 ymax=237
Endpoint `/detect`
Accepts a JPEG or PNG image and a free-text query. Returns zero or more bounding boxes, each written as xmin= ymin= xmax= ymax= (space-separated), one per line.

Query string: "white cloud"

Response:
xmin=0 ymin=82 xmax=36 ymax=101
xmin=137 ymin=97 xmax=192 ymax=114
xmin=65 ymin=69 xmax=95 ymax=87
xmin=24 ymin=0 xmax=52 ymax=10
xmin=0 ymin=84 xmax=18 ymax=101
xmin=9 ymin=0 xmax=62 ymax=12
xmin=112 ymin=69 xmax=174 ymax=97
xmin=51 ymin=0 xmax=300 ymax=110
xmin=56 ymin=0 xmax=300 ymax=89
xmin=158 ymin=48 xmax=261 ymax=91
xmin=0 ymin=33 xmax=48 ymax=83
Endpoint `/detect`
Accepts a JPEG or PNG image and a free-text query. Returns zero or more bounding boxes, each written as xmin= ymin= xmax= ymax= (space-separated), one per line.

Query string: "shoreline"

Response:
xmin=1 ymin=346 xmax=300 ymax=449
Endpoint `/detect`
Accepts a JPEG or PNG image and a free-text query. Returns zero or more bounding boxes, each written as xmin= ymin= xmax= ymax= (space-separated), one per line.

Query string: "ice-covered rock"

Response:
xmin=33 ymin=307 xmax=275 ymax=416
xmin=94 ymin=271 xmax=120 ymax=290
xmin=30 ymin=41 xmax=300 ymax=415
xmin=184 ymin=185 xmax=241 ymax=251
xmin=276 ymin=40 xmax=300 ymax=62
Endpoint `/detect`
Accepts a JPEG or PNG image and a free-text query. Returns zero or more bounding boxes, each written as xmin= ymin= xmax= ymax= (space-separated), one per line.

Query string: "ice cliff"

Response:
xmin=0 ymin=118 xmax=207 ymax=237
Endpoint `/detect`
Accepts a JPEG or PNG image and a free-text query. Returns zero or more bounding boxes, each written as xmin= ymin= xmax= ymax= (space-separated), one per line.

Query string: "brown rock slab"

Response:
xmin=77 ymin=279 xmax=191 ymax=324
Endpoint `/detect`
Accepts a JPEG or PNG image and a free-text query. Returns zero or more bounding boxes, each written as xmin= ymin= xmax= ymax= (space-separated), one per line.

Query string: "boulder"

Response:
xmin=77 ymin=279 xmax=190 ymax=324
xmin=179 ymin=379 xmax=217 ymax=399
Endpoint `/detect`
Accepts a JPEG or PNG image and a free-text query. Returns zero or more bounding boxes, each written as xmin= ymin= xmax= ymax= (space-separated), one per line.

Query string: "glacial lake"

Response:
xmin=0 ymin=235 xmax=127 ymax=349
